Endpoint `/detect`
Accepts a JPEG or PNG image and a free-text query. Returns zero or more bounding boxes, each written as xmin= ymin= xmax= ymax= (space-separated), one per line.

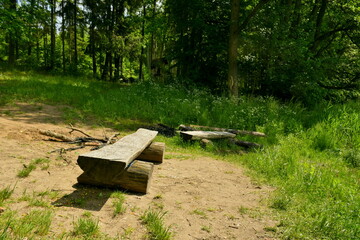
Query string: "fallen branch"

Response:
xmin=107 ymin=133 xmax=121 ymax=144
xmin=67 ymin=124 xmax=93 ymax=138
xmin=40 ymin=128 xmax=120 ymax=153
xmin=39 ymin=130 xmax=74 ymax=142
xmin=179 ymin=124 xmax=266 ymax=137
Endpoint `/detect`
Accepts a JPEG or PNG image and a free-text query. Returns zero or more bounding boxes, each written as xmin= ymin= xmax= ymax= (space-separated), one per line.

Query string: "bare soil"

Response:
xmin=0 ymin=102 xmax=277 ymax=239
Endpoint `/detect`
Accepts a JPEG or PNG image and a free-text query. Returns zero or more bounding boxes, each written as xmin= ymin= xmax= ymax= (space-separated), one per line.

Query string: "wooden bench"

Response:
xmin=77 ymin=128 xmax=165 ymax=193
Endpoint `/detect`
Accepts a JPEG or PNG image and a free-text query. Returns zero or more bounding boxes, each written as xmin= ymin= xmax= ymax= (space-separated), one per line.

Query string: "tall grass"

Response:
xmin=0 ymin=71 xmax=305 ymax=135
xmin=141 ymin=209 xmax=172 ymax=240
xmin=243 ymin=106 xmax=360 ymax=239
xmin=1 ymin=71 xmax=359 ymax=239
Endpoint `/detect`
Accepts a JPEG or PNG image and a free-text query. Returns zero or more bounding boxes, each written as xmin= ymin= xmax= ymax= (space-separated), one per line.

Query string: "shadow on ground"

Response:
xmin=52 ymin=184 xmax=113 ymax=211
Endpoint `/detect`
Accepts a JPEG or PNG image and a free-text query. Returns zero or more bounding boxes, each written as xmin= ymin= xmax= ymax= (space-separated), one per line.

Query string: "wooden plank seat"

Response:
xmin=76 ymin=128 xmax=165 ymax=193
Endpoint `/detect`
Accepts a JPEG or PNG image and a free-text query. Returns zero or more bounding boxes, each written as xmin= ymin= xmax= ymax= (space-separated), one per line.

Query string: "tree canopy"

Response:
xmin=0 ymin=0 xmax=359 ymax=104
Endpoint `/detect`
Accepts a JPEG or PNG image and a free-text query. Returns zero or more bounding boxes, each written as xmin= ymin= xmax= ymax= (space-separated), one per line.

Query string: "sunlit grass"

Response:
xmin=0 ymin=210 xmax=53 ymax=238
xmin=17 ymin=158 xmax=50 ymax=178
xmin=111 ymin=191 xmax=126 ymax=217
xmin=140 ymin=209 xmax=172 ymax=240
xmin=0 ymin=186 xmax=15 ymax=206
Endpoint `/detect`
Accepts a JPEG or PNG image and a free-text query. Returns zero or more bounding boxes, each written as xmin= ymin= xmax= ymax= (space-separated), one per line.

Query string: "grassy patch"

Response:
xmin=0 ymin=210 xmax=52 ymax=239
xmin=72 ymin=216 xmax=100 ymax=238
xmin=191 ymin=209 xmax=207 ymax=219
xmin=140 ymin=209 xmax=172 ymax=240
xmin=111 ymin=191 xmax=126 ymax=217
xmin=201 ymin=225 xmax=211 ymax=233
xmin=0 ymin=186 xmax=15 ymax=206
xmin=17 ymin=158 xmax=50 ymax=178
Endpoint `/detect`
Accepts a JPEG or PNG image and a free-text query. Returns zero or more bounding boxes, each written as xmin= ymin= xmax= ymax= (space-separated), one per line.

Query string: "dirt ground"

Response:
xmin=0 ymin=102 xmax=277 ymax=239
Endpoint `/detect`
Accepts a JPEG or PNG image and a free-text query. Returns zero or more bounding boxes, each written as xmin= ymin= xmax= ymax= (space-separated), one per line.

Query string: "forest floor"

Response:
xmin=0 ymin=102 xmax=277 ymax=240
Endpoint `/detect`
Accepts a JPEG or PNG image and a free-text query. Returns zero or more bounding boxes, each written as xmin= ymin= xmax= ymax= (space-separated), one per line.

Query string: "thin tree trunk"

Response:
xmin=74 ymin=0 xmax=78 ymax=71
xmin=311 ymin=0 xmax=328 ymax=53
xmin=149 ymin=0 xmax=156 ymax=68
xmin=227 ymin=0 xmax=240 ymax=98
xmin=102 ymin=53 xmax=110 ymax=80
xmin=90 ymin=23 xmax=97 ymax=77
xmin=139 ymin=4 xmax=146 ymax=81
xmin=114 ymin=54 xmax=120 ymax=80
xmin=62 ymin=0 xmax=66 ymax=72
xmin=50 ymin=0 xmax=56 ymax=70
xmin=8 ymin=0 xmax=17 ymax=67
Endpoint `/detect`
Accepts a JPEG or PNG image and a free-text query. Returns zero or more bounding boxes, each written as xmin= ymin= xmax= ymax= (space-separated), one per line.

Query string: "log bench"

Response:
xmin=77 ymin=128 xmax=165 ymax=194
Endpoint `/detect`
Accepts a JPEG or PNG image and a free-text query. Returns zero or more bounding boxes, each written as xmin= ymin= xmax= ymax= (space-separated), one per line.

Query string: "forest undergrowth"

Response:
xmin=0 ymin=71 xmax=359 ymax=239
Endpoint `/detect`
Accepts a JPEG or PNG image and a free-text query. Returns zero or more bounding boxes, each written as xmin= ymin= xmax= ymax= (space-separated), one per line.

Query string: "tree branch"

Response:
xmin=239 ymin=0 xmax=272 ymax=31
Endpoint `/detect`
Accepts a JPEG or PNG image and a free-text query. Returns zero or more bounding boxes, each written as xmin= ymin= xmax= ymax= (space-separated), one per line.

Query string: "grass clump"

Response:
xmin=17 ymin=164 xmax=36 ymax=178
xmin=72 ymin=217 xmax=100 ymax=238
xmin=17 ymin=158 xmax=50 ymax=178
xmin=0 ymin=186 xmax=15 ymax=206
xmin=140 ymin=209 xmax=172 ymax=240
xmin=111 ymin=191 xmax=126 ymax=217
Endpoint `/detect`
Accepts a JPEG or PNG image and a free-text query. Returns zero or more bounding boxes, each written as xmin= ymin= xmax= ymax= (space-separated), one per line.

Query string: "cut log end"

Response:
xmin=200 ymin=139 xmax=213 ymax=149
xmin=137 ymin=142 xmax=165 ymax=163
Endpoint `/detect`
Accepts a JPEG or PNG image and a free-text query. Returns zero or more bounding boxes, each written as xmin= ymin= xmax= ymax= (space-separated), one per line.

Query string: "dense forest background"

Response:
xmin=0 ymin=0 xmax=359 ymax=104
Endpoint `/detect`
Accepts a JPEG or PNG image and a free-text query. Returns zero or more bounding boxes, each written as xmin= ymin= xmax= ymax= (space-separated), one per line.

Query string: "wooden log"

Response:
xmin=200 ymin=139 xmax=213 ymax=149
xmin=181 ymin=124 xmax=266 ymax=137
xmin=137 ymin=142 xmax=165 ymax=163
xmin=77 ymin=160 xmax=154 ymax=194
xmin=228 ymin=138 xmax=262 ymax=149
xmin=178 ymin=124 xmax=195 ymax=131
xmin=77 ymin=128 xmax=157 ymax=186
xmin=180 ymin=131 xmax=236 ymax=141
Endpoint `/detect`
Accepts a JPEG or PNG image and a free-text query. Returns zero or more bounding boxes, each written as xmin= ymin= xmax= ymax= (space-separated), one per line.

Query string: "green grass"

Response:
xmin=0 ymin=210 xmax=52 ymax=239
xmin=140 ymin=209 xmax=172 ymax=240
xmin=72 ymin=216 xmax=100 ymax=238
xmin=1 ymin=71 xmax=359 ymax=239
xmin=0 ymin=186 xmax=15 ymax=206
xmin=17 ymin=158 xmax=50 ymax=178
xmin=111 ymin=191 xmax=126 ymax=217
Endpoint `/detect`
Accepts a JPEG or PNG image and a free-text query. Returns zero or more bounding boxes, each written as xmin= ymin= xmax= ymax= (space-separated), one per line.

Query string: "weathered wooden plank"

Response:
xmin=179 ymin=124 xmax=266 ymax=137
xmin=77 ymin=160 xmax=154 ymax=194
xmin=77 ymin=128 xmax=157 ymax=185
xmin=137 ymin=142 xmax=165 ymax=163
xmin=180 ymin=131 xmax=236 ymax=141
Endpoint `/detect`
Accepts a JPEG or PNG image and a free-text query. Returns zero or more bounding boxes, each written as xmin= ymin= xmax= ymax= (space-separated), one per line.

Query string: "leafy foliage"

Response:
xmin=0 ymin=0 xmax=358 ymax=103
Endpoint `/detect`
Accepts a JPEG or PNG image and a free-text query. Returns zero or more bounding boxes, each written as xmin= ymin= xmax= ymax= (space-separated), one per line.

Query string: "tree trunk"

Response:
xmin=8 ymin=0 xmax=17 ymax=67
xmin=61 ymin=0 xmax=66 ymax=72
xmin=90 ymin=20 xmax=97 ymax=77
xmin=227 ymin=0 xmax=240 ymax=98
xmin=74 ymin=0 xmax=78 ymax=71
xmin=310 ymin=0 xmax=328 ymax=53
xmin=114 ymin=54 xmax=120 ymax=80
xmin=50 ymin=0 xmax=56 ymax=70
xmin=102 ymin=53 xmax=110 ymax=80
xmin=139 ymin=4 xmax=146 ymax=81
